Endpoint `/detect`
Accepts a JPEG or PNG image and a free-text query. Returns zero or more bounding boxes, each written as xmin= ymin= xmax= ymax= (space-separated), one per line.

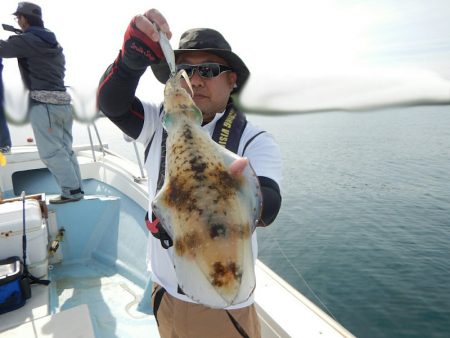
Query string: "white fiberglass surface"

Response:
xmin=50 ymin=260 xmax=158 ymax=338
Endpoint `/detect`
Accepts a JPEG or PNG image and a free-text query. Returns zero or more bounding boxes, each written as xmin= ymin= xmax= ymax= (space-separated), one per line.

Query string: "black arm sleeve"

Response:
xmin=97 ymin=53 xmax=147 ymax=139
xmin=258 ymin=176 xmax=282 ymax=226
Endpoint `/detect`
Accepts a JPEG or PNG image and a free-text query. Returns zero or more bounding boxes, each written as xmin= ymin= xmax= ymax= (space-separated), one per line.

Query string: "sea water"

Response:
xmin=252 ymin=105 xmax=450 ymax=338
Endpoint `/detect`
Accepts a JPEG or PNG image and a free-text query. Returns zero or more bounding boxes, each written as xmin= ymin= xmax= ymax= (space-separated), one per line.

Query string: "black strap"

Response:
xmin=23 ymin=270 xmax=50 ymax=286
xmin=242 ymin=131 xmax=266 ymax=156
xmin=212 ymin=103 xmax=247 ymax=153
xmin=226 ymin=310 xmax=250 ymax=338
xmin=151 ymin=128 xmax=170 ymax=249
xmin=156 ymin=129 xmax=168 ymax=192
xmin=22 ymin=195 xmax=27 ymax=273
xmin=144 ymin=105 xmax=165 ymax=162
xmin=69 ymin=188 xmax=83 ymax=195
xmin=177 ymin=285 xmax=185 ymax=295
xmin=153 ymin=286 xmax=166 ymax=327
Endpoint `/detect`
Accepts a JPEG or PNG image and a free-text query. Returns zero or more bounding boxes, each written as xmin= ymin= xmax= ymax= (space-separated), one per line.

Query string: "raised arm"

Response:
xmin=97 ymin=9 xmax=171 ymax=138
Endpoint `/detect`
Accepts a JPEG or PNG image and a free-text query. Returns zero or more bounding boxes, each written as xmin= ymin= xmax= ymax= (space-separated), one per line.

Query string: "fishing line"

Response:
xmin=273 ymin=237 xmax=338 ymax=322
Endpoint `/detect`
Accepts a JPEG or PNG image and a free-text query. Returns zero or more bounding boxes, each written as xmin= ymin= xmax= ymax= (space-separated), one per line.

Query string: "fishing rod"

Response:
xmin=2 ymin=24 xmax=22 ymax=34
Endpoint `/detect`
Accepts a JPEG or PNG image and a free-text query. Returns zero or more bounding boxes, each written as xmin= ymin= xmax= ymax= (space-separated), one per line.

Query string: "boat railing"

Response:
xmin=87 ymin=121 xmax=106 ymax=161
xmin=68 ymin=86 xmax=147 ymax=182
xmin=122 ymin=133 xmax=147 ymax=182
xmin=131 ymin=141 xmax=147 ymax=181
xmin=85 ymin=120 xmax=147 ymax=183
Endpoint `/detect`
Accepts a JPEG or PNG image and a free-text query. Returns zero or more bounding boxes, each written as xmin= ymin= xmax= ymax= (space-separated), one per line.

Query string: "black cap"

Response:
xmin=151 ymin=28 xmax=250 ymax=91
xmin=13 ymin=2 xmax=42 ymax=19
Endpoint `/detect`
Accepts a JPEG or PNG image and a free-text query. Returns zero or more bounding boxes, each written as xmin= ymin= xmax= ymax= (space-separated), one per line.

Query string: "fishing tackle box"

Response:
xmin=0 ymin=198 xmax=48 ymax=278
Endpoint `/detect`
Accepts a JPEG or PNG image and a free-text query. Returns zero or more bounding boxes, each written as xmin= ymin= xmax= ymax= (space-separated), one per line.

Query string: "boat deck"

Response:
xmin=1 ymin=258 xmax=159 ymax=338
xmin=1 ymin=158 xmax=157 ymax=337
xmin=52 ymin=260 xmax=158 ymax=337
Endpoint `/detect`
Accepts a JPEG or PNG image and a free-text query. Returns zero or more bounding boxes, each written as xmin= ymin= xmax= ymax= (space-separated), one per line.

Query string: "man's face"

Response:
xmin=15 ymin=15 xmax=27 ymax=31
xmin=176 ymin=51 xmax=237 ymax=123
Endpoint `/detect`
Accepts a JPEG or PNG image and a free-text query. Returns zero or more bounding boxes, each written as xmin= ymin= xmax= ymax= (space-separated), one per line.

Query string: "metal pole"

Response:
xmin=132 ymin=141 xmax=146 ymax=179
xmin=92 ymin=122 xmax=106 ymax=157
xmin=87 ymin=125 xmax=96 ymax=162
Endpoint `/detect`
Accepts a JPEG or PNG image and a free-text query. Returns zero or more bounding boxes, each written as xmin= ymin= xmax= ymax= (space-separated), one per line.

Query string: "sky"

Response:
xmin=2 ymin=0 xmax=450 ymax=119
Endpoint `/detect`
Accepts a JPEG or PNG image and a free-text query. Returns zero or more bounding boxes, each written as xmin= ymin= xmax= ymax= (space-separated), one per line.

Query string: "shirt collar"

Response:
xmin=202 ymin=109 xmax=226 ymax=134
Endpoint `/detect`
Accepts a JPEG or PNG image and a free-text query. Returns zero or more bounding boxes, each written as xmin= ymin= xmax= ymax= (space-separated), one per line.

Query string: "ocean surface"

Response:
xmin=8 ymin=104 xmax=450 ymax=338
xmin=252 ymin=105 xmax=450 ymax=338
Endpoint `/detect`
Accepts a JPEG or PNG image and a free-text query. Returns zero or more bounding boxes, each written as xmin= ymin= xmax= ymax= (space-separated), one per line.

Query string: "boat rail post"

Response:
xmin=122 ymin=133 xmax=146 ymax=182
xmin=91 ymin=122 xmax=107 ymax=157
xmin=87 ymin=124 xmax=97 ymax=162
xmin=132 ymin=141 xmax=146 ymax=181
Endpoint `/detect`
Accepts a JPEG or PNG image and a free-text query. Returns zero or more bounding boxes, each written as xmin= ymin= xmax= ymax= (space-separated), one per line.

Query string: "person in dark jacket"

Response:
xmin=0 ymin=58 xmax=12 ymax=153
xmin=0 ymin=2 xmax=83 ymax=203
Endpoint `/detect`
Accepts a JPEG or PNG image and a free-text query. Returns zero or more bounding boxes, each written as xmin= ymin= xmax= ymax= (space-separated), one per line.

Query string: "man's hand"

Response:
xmin=229 ymin=157 xmax=249 ymax=177
xmin=121 ymin=9 xmax=172 ymax=70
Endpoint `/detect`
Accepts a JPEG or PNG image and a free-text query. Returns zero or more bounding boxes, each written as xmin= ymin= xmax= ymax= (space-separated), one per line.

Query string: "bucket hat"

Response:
xmin=13 ymin=2 xmax=42 ymax=19
xmin=151 ymin=28 xmax=250 ymax=91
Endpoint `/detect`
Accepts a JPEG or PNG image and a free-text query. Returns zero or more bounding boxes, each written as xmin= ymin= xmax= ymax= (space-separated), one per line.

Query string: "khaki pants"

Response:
xmin=152 ymin=283 xmax=261 ymax=338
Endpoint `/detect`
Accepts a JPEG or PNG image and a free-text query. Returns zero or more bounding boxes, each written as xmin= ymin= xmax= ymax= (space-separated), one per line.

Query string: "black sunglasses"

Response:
xmin=176 ymin=63 xmax=232 ymax=79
